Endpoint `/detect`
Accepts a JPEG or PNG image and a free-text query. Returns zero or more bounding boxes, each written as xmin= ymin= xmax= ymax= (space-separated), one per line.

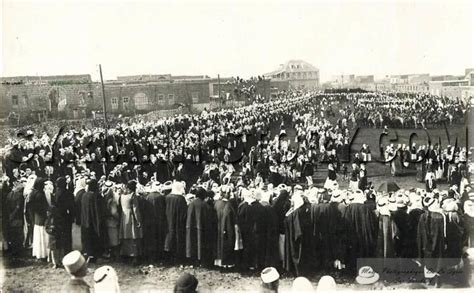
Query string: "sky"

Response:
xmin=1 ymin=0 xmax=473 ymax=82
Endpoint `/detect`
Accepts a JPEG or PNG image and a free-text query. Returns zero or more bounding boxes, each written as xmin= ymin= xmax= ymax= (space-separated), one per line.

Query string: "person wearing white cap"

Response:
xmin=142 ymin=181 xmax=167 ymax=262
xmin=102 ymin=181 xmax=120 ymax=260
xmin=348 ymin=163 xmax=359 ymax=191
xmin=283 ymin=191 xmax=312 ymax=276
xmin=375 ymin=197 xmax=396 ymax=259
xmin=259 ymin=188 xmax=279 ymax=268
xmin=416 ymin=195 xmax=445 ymax=286
xmin=324 ymin=163 xmax=338 ymax=190
xmin=214 ymin=183 xmax=238 ymax=269
xmin=164 ymin=181 xmax=188 ymax=262
xmin=272 ymin=188 xmax=291 ymax=263
xmin=342 ymin=188 xmax=378 ymax=271
xmin=464 ymin=200 xmax=474 ymax=249
xmin=94 ymin=265 xmax=120 ymax=293
xmin=260 ymin=267 xmax=280 ymax=293
xmin=238 ymin=188 xmax=267 ymax=270
xmin=61 ymin=250 xmax=90 ymax=292
xmin=118 ymin=180 xmax=143 ymax=264
xmin=311 ymin=188 xmax=345 ymax=272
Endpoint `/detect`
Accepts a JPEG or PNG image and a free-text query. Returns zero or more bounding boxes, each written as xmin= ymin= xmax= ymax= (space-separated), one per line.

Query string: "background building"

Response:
xmin=0 ymin=73 xmax=274 ymax=123
xmin=264 ymin=60 xmax=319 ymax=89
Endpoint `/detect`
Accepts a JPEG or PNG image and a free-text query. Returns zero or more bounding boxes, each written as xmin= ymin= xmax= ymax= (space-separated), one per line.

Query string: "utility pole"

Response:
xmin=218 ymin=74 xmax=221 ymax=109
xmin=99 ymin=64 xmax=108 ymax=124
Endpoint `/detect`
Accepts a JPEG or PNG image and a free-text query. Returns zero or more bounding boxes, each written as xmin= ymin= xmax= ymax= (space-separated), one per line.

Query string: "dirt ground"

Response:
xmin=0 ymin=254 xmax=432 ymax=292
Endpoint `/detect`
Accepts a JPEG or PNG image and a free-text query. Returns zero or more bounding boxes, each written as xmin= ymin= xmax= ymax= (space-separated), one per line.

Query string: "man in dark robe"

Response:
xmin=342 ymin=190 xmax=378 ymax=272
xmin=55 ymin=177 xmax=75 ymax=254
xmin=81 ymin=179 xmax=104 ymax=261
xmin=142 ymin=182 xmax=168 ymax=262
xmin=463 ymin=199 xmax=474 ymax=250
xmin=391 ymin=197 xmax=410 ymax=258
xmin=417 ymin=196 xmax=445 ymax=286
xmin=259 ymin=189 xmax=279 ymax=269
xmin=358 ymin=164 xmax=368 ymax=191
xmin=214 ymin=188 xmax=237 ymax=268
xmin=186 ymin=187 xmax=216 ymax=267
xmin=164 ymin=181 xmax=187 ymax=263
xmin=237 ymin=188 xmax=267 ymax=270
xmin=272 ymin=188 xmax=291 ymax=263
xmin=441 ymin=198 xmax=465 ymax=286
xmin=5 ymin=179 xmax=24 ymax=256
xmin=406 ymin=195 xmax=424 ymax=258
xmin=311 ymin=191 xmax=345 ymax=272
xmin=283 ymin=192 xmax=312 ymax=276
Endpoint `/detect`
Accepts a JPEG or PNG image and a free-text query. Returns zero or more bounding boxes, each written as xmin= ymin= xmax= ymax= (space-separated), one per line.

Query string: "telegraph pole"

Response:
xmin=99 ymin=64 xmax=108 ymax=123
xmin=218 ymin=74 xmax=221 ymax=108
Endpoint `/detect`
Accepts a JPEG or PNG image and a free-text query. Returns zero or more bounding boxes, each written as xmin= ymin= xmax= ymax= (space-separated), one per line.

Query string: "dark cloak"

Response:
xmin=342 ymin=202 xmax=378 ymax=270
xmin=81 ymin=190 xmax=104 ymax=258
xmin=186 ymin=197 xmax=216 ymax=265
xmin=164 ymin=193 xmax=187 ymax=260
xmin=214 ymin=199 xmax=236 ymax=266
xmin=416 ymin=210 xmax=445 ymax=274
xmin=272 ymin=190 xmax=291 ymax=235
xmin=283 ymin=202 xmax=312 ymax=276
xmin=237 ymin=200 xmax=267 ymax=269
xmin=311 ymin=202 xmax=345 ymax=270
xmin=142 ymin=191 xmax=168 ymax=259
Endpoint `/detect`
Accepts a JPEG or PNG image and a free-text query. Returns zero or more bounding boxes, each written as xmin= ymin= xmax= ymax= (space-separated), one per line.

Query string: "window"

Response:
xmin=12 ymin=95 xmax=18 ymax=106
xmin=111 ymin=97 xmax=118 ymax=110
xmin=168 ymin=94 xmax=175 ymax=105
xmin=157 ymin=94 xmax=165 ymax=105
xmin=134 ymin=93 xmax=148 ymax=110
xmin=123 ymin=96 xmax=129 ymax=104
xmin=191 ymin=92 xmax=199 ymax=103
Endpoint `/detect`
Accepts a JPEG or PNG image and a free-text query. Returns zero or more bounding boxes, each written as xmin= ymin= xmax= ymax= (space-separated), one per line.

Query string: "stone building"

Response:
xmin=264 ymin=60 xmax=319 ymax=89
xmin=0 ymin=73 xmax=275 ymax=123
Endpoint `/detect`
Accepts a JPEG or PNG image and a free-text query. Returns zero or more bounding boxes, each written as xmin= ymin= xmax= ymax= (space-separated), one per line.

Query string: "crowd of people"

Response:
xmin=1 ymin=89 xmax=473 ymax=290
xmin=345 ymin=92 xmax=468 ymax=128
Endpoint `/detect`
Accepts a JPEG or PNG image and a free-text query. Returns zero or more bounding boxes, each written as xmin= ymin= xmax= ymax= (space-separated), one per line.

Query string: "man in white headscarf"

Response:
xmin=164 ymin=181 xmax=187 ymax=263
xmin=283 ymin=190 xmax=312 ymax=276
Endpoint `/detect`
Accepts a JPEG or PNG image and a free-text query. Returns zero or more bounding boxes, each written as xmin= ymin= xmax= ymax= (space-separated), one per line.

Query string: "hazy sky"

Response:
xmin=2 ymin=0 xmax=473 ymax=81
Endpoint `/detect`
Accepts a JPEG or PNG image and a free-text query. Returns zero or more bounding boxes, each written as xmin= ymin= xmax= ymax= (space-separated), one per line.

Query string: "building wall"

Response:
xmin=0 ymin=80 xmax=211 ymax=120
xmin=104 ymin=81 xmax=211 ymax=115
xmin=429 ymin=83 xmax=474 ymax=99
xmin=0 ymin=82 xmax=100 ymax=119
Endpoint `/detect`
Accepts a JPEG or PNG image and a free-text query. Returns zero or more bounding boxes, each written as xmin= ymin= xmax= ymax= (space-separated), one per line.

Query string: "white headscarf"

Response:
xmin=74 ymin=178 xmax=87 ymax=197
xmin=23 ymin=174 xmax=37 ymax=198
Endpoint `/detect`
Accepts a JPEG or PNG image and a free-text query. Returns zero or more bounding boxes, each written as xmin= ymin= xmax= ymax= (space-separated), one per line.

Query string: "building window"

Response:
xmin=157 ymin=94 xmax=165 ymax=105
xmin=134 ymin=93 xmax=148 ymax=110
xmin=123 ymin=96 xmax=129 ymax=104
xmin=12 ymin=95 xmax=19 ymax=106
xmin=111 ymin=97 xmax=118 ymax=110
xmin=168 ymin=94 xmax=175 ymax=105
xmin=191 ymin=92 xmax=199 ymax=103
